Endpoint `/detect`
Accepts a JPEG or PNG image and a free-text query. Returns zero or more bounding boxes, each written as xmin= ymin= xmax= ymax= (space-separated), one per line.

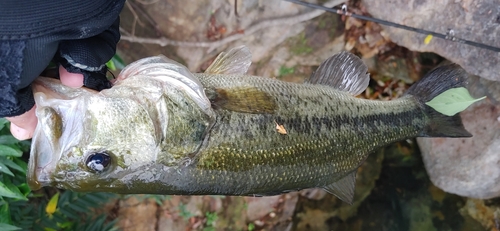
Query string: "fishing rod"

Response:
xmin=284 ymin=0 xmax=500 ymax=53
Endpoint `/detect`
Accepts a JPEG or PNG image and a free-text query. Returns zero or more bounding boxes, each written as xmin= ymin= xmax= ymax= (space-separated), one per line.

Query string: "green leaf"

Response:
xmin=1 ymin=157 xmax=24 ymax=174
xmin=0 ymin=145 xmax=22 ymax=157
xmin=16 ymin=183 xmax=31 ymax=197
xmin=425 ymin=87 xmax=486 ymax=116
xmin=0 ymin=135 xmax=18 ymax=145
xmin=106 ymin=59 xmax=116 ymax=71
xmin=111 ymin=54 xmax=126 ymax=70
xmin=13 ymin=158 xmax=27 ymax=173
xmin=0 ymin=181 xmax=27 ymax=200
xmin=0 ymin=118 xmax=8 ymax=132
xmin=0 ymin=161 xmax=14 ymax=176
xmin=0 ymin=223 xmax=21 ymax=231
xmin=0 ymin=202 xmax=12 ymax=224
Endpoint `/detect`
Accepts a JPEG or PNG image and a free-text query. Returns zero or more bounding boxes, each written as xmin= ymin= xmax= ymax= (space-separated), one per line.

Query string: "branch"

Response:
xmin=120 ymin=0 xmax=345 ymax=52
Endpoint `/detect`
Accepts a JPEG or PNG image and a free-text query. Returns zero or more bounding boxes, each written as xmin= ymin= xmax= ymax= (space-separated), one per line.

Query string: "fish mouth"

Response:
xmin=27 ymin=124 xmax=58 ymax=190
xmin=28 ymin=79 xmax=89 ymax=191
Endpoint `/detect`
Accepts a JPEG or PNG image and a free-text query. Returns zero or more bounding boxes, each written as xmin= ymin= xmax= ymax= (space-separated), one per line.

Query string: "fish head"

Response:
xmin=28 ymin=56 xmax=215 ymax=192
xmin=28 ymin=78 xmax=160 ymax=191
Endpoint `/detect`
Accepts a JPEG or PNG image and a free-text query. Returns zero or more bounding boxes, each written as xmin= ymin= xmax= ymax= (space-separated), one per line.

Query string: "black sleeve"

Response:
xmin=0 ymin=0 xmax=125 ymax=117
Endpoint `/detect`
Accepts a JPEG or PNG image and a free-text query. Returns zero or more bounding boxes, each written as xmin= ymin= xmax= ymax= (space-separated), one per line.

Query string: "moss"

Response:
xmin=290 ymin=32 xmax=314 ymax=55
xmin=278 ymin=66 xmax=295 ymax=77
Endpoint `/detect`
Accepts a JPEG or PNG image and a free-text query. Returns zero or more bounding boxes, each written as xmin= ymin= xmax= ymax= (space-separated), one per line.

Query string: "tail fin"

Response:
xmin=405 ymin=63 xmax=472 ymax=137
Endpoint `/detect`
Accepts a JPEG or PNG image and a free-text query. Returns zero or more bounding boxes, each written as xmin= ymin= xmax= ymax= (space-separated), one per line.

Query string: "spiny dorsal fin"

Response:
xmin=211 ymin=87 xmax=276 ymax=114
xmin=205 ymin=46 xmax=252 ymax=74
xmin=323 ymin=171 xmax=357 ymax=204
xmin=307 ymin=52 xmax=370 ymax=96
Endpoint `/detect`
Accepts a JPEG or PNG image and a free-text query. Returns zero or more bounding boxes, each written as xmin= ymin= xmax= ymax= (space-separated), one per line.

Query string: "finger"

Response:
xmin=59 ymin=65 xmax=84 ymax=88
xmin=6 ymin=105 xmax=38 ymax=140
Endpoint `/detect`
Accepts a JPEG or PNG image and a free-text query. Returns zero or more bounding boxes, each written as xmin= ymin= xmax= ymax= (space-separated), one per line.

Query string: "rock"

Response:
xmin=245 ymin=195 xmax=281 ymax=221
xmin=361 ymin=0 xmax=500 ymax=82
xmin=417 ymin=77 xmax=500 ymax=199
xmin=117 ymin=196 xmax=158 ymax=231
xmin=460 ymin=198 xmax=500 ymax=231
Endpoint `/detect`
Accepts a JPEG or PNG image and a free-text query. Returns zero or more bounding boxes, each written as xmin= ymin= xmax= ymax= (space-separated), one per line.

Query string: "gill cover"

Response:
xmin=117 ymin=55 xmax=216 ymax=165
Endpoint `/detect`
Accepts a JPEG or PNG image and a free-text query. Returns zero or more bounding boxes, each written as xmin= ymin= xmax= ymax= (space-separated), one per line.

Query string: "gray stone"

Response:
xmin=417 ymin=77 xmax=500 ymax=199
xmin=362 ymin=0 xmax=500 ymax=82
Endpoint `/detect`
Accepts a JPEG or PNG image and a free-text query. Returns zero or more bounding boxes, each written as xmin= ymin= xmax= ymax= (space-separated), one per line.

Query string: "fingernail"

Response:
xmin=59 ymin=66 xmax=84 ymax=88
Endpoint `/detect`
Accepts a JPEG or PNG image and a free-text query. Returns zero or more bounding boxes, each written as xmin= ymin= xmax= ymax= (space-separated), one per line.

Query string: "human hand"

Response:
xmin=6 ymin=67 xmax=84 ymax=140
xmin=0 ymin=0 xmax=125 ymax=140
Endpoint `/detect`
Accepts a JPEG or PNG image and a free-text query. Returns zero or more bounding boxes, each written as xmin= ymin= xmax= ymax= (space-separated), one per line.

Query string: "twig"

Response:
xmin=134 ymin=0 xmax=160 ymax=5
xmin=125 ymin=0 xmax=146 ymax=36
xmin=120 ymin=0 xmax=345 ymax=52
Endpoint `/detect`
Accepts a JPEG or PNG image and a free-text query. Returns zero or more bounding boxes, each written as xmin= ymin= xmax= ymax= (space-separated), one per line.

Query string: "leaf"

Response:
xmin=0 ymin=202 xmax=12 ymax=224
xmin=13 ymin=158 xmax=27 ymax=174
xmin=0 ymin=223 xmax=21 ymax=231
xmin=425 ymin=87 xmax=486 ymax=116
xmin=106 ymin=59 xmax=116 ymax=71
xmin=111 ymin=54 xmax=126 ymax=70
xmin=274 ymin=121 xmax=287 ymax=135
xmin=0 ymin=118 xmax=8 ymax=132
xmin=1 ymin=157 xmax=24 ymax=174
xmin=0 ymin=135 xmax=19 ymax=145
xmin=0 ymin=181 xmax=27 ymax=200
xmin=0 ymin=161 xmax=14 ymax=176
xmin=0 ymin=145 xmax=22 ymax=157
xmin=45 ymin=192 xmax=60 ymax=216
xmin=424 ymin=34 xmax=433 ymax=45
xmin=16 ymin=183 xmax=31 ymax=197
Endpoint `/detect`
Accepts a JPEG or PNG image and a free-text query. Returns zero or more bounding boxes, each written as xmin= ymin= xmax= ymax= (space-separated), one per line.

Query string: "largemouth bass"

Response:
xmin=28 ymin=46 xmax=472 ymax=204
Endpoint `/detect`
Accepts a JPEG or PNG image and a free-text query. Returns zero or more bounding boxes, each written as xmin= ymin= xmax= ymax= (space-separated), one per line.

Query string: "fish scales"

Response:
xmin=162 ymin=73 xmax=427 ymax=195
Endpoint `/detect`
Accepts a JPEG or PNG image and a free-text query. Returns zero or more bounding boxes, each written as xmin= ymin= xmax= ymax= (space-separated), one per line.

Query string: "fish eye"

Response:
xmin=85 ymin=152 xmax=111 ymax=173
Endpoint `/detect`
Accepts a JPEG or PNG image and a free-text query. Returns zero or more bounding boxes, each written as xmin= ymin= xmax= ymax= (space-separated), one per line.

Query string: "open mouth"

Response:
xmin=27 ymin=121 xmax=58 ymax=190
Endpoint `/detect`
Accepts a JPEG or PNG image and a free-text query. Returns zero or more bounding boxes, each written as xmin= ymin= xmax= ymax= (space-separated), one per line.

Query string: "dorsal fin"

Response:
xmin=205 ymin=46 xmax=252 ymax=74
xmin=307 ymin=52 xmax=370 ymax=96
xmin=323 ymin=171 xmax=357 ymax=204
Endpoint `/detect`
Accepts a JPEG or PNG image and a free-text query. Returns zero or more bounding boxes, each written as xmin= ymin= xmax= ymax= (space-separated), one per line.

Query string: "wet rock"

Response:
xmin=417 ymin=77 xmax=500 ymax=199
xmin=362 ymin=0 xmax=500 ymax=82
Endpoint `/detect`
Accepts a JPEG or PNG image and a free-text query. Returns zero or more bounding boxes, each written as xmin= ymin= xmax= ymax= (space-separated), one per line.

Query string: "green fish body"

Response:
xmin=28 ymin=46 xmax=471 ymax=203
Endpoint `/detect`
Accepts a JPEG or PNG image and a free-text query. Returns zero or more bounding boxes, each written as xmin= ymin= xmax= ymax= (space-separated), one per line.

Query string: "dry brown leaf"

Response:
xmin=275 ymin=121 xmax=287 ymax=135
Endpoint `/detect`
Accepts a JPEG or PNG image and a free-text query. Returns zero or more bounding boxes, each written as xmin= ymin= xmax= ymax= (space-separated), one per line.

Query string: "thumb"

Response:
xmin=6 ymin=67 xmax=84 ymax=140
xmin=6 ymin=105 xmax=37 ymax=140
xmin=59 ymin=65 xmax=84 ymax=88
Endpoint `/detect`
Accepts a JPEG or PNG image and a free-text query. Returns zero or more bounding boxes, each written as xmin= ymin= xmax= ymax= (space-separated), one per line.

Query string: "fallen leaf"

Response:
xmin=425 ymin=87 xmax=486 ymax=116
xmin=424 ymin=35 xmax=433 ymax=45
xmin=275 ymin=121 xmax=287 ymax=135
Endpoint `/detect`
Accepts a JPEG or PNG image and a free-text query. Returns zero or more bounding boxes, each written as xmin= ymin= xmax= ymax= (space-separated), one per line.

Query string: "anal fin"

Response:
xmin=323 ymin=171 xmax=357 ymax=204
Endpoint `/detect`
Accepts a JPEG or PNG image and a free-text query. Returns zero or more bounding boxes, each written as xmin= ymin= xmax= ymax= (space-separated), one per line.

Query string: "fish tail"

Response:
xmin=405 ymin=63 xmax=472 ymax=137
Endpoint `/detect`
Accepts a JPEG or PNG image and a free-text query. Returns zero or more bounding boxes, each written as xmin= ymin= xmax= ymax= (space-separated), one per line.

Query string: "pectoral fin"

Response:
xmin=307 ymin=52 xmax=370 ymax=96
xmin=205 ymin=46 xmax=252 ymax=74
xmin=211 ymin=87 xmax=276 ymax=114
xmin=323 ymin=171 xmax=357 ymax=204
